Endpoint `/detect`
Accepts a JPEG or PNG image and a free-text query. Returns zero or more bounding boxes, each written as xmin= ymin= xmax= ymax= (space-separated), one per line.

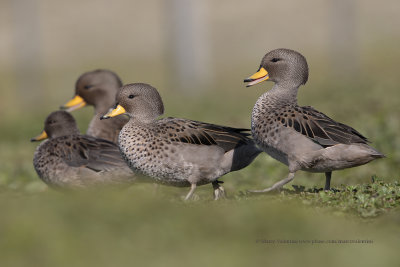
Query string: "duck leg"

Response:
xmin=184 ymin=183 xmax=197 ymax=200
xmin=248 ymin=172 xmax=295 ymax=193
xmin=324 ymin=172 xmax=332 ymax=191
xmin=212 ymin=180 xmax=226 ymax=200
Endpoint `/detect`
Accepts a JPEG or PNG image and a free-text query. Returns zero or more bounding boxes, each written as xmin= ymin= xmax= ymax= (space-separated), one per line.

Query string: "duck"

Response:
xmin=243 ymin=48 xmax=384 ymax=192
xmin=100 ymin=83 xmax=261 ymax=200
xmin=60 ymin=69 xmax=128 ymax=143
xmin=31 ymin=111 xmax=135 ymax=189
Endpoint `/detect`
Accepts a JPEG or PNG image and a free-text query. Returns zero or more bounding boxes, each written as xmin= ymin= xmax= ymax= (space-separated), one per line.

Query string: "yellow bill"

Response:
xmin=244 ymin=67 xmax=269 ymax=87
xmin=30 ymin=131 xmax=48 ymax=142
xmin=60 ymin=95 xmax=86 ymax=112
xmin=100 ymin=105 xmax=126 ymax=120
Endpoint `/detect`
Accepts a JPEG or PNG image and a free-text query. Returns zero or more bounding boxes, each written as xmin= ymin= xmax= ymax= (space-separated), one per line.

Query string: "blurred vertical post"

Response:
xmin=11 ymin=0 xmax=43 ymax=106
xmin=165 ymin=0 xmax=212 ymax=94
xmin=328 ymin=0 xmax=359 ymax=79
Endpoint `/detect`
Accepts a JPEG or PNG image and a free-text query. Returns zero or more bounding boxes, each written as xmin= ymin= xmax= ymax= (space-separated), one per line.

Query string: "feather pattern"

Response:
xmin=161 ymin=118 xmax=253 ymax=152
xmin=49 ymin=135 xmax=130 ymax=172
xmin=279 ymin=106 xmax=369 ymax=147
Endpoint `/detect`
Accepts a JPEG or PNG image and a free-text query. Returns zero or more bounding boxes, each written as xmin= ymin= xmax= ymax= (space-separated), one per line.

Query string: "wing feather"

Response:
xmin=160 ymin=118 xmax=253 ymax=152
xmin=55 ymin=135 xmax=129 ymax=172
xmin=281 ymin=106 xmax=369 ymax=147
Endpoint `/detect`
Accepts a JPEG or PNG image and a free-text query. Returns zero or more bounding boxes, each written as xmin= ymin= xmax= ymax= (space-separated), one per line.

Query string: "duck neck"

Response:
xmin=50 ymin=126 xmax=80 ymax=138
xmin=127 ymin=115 xmax=157 ymax=126
xmin=266 ymin=83 xmax=299 ymax=106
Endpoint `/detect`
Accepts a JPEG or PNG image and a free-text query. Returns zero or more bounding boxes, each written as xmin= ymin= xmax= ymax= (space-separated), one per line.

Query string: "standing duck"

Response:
xmin=244 ymin=48 xmax=384 ymax=192
xmin=101 ymin=83 xmax=261 ymax=200
xmin=60 ymin=69 xmax=128 ymax=143
xmin=31 ymin=111 xmax=134 ymax=189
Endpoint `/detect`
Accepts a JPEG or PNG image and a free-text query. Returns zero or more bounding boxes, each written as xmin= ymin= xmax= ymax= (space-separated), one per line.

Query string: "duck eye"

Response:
xmin=84 ymin=85 xmax=92 ymax=90
xmin=128 ymin=94 xmax=135 ymax=99
xmin=271 ymin=58 xmax=280 ymax=63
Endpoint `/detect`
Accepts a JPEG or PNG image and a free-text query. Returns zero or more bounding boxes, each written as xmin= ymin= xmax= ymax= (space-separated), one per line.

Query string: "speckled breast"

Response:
xmin=251 ymin=97 xmax=289 ymax=166
xmin=118 ymin=124 xmax=192 ymax=186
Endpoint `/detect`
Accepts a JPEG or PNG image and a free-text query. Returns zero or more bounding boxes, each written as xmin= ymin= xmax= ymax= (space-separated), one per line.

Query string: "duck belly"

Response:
xmin=302 ymin=143 xmax=384 ymax=172
xmin=253 ymin=125 xmax=322 ymax=168
xmin=258 ymin=143 xmax=290 ymax=166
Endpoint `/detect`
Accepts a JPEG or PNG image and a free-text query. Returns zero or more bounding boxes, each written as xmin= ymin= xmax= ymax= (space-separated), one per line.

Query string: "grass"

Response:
xmin=0 ymin=184 xmax=400 ymax=267
xmin=0 ymin=68 xmax=399 ymax=266
xmin=280 ymin=178 xmax=400 ymax=218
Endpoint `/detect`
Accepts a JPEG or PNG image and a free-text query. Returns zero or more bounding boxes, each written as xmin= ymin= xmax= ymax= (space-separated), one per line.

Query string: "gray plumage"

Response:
xmin=244 ymin=48 xmax=384 ymax=192
xmin=61 ymin=69 xmax=128 ymax=143
xmin=32 ymin=111 xmax=134 ymax=189
xmin=102 ymin=83 xmax=261 ymax=200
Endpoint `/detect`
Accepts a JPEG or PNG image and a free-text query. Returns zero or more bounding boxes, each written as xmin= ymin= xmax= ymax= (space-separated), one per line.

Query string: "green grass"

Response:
xmin=0 ymin=184 xmax=399 ymax=267
xmin=279 ymin=178 xmax=400 ymax=218
xmin=0 ymin=69 xmax=399 ymax=266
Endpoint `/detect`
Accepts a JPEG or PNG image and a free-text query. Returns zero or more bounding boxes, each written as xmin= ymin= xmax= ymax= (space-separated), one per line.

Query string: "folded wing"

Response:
xmin=161 ymin=118 xmax=254 ymax=152
xmin=279 ymin=106 xmax=369 ymax=147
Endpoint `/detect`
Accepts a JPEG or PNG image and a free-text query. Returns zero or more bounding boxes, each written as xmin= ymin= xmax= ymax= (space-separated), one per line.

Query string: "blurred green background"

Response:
xmin=0 ymin=0 xmax=399 ymax=266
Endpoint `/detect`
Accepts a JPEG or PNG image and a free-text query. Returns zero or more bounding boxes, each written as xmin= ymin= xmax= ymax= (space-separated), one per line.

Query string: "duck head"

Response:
xmin=61 ymin=69 xmax=122 ymax=111
xmin=31 ymin=111 xmax=79 ymax=141
xmin=244 ymin=48 xmax=309 ymax=88
xmin=101 ymin=83 xmax=164 ymax=123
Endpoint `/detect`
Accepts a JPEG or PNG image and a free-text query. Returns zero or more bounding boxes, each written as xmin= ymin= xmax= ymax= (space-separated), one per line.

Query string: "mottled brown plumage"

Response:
xmin=60 ymin=69 xmax=128 ymax=143
xmin=245 ymin=48 xmax=384 ymax=192
xmin=101 ymin=83 xmax=261 ymax=200
xmin=31 ymin=111 xmax=134 ymax=189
